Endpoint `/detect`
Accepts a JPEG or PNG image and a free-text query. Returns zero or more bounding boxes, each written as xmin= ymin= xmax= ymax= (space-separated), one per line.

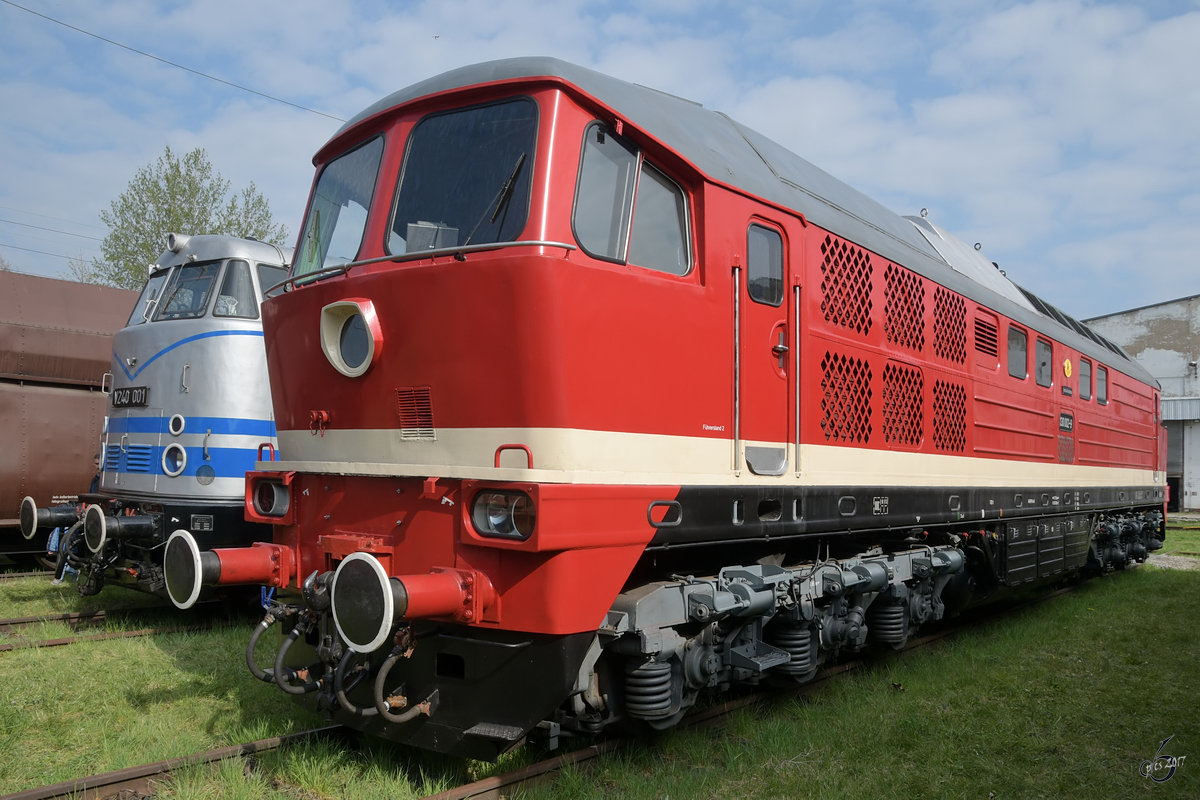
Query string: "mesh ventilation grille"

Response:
xmin=933 ymin=287 xmax=967 ymax=363
xmin=820 ymin=351 xmax=873 ymax=444
xmin=884 ymin=263 xmax=925 ymax=352
xmin=932 ymin=380 xmax=967 ymax=452
xmin=882 ymin=362 xmax=923 ymax=447
xmin=820 ymin=236 xmax=873 ymax=336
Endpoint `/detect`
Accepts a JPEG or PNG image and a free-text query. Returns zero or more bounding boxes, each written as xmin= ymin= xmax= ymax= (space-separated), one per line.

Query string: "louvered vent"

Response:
xmin=125 ymin=444 xmax=154 ymax=473
xmin=974 ymin=315 xmax=999 ymax=358
xmin=820 ymin=236 xmax=873 ymax=336
xmin=932 ymin=380 xmax=967 ymax=452
xmin=104 ymin=444 xmax=121 ymax=472
xmin=1058 ymin=435 xmax=1075 ymax=463
xmin=933 ymin=287 xmax=967 ymax=363
xmin=396 ymin=386 xmax=436 ymax=441
xmin=884 ymin=263 xmax=924 ymax=352
xmin=820 ymin=351 xmax=873 ymax=443
xmin=882 ymin=362 xmax=923 ymax=447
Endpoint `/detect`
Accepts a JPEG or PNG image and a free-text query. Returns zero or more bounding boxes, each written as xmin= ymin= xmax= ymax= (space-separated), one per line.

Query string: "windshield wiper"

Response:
xmin=464 ymin=152 xmax=527 ymax=246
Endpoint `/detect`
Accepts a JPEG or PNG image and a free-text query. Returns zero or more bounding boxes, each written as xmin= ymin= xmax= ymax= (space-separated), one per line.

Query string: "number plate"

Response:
xmin=112 ymin=386 xmax=150 ymax=408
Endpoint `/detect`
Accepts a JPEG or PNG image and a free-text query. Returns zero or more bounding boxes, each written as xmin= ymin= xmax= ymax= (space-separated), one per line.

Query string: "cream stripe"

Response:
xmin=269 ymin=428 xmax=1161 ymax=489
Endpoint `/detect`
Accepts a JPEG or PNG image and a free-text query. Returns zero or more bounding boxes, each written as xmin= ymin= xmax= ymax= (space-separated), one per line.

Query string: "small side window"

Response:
xmin=128 ymin=270 xmax=169 ymax=325
xmin=747 ymin=224 xmax=783 ymax=306
xmin=1097 ymin=366 xmax=1108 ymax=405
xmin=256 ymin=264 xmax=287 ymax=299
xmin=1035 ymin=339 xmax=1053 ymax=387
xmin=1079 ymin=359 xmax=1092 ymax=400
xmin=214 ymin=260 xmax=259 ymax=319
xmin=1008 ymin=326 xmax=1027 ymax=379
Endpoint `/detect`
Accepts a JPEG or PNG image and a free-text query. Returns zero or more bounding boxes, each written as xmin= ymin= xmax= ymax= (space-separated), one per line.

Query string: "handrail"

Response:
xmin=265 ymin=239 xmax=578 ymax=295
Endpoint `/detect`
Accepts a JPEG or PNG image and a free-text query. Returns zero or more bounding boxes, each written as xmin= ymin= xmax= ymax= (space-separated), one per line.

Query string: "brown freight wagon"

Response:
xmin=0 ymin=270 xmax=137 ymax=562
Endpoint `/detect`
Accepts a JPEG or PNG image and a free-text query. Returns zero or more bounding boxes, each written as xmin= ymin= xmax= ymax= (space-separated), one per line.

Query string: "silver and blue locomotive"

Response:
xmin=20 ymin=233 xmax=289 ymax=597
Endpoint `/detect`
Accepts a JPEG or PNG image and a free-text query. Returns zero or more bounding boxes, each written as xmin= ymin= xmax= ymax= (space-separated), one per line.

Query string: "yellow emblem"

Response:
xmin=1063 ymin=358 xmax=1073 ymax=378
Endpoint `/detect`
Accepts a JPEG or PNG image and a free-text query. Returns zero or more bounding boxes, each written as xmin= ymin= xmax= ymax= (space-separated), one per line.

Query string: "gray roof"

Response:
xmin=331 ymin=57 xmax=1154 ymax=388
xmin=153 ymin=234 xmax=292 ymax=270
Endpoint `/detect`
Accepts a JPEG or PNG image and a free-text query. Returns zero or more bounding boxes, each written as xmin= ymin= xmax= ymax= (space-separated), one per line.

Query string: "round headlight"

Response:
xmin=472 ymin=491 xmax=535 ymax=540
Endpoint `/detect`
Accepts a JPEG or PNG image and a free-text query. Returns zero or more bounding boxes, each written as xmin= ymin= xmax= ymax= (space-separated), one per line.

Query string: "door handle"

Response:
xmin=772 ymin=330 xmax=789 ymax=368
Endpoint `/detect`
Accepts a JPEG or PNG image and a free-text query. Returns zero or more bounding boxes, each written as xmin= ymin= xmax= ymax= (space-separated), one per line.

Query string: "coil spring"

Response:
xmin=769 ymin=622 xmax=816 ymax=676
xmin=624 ymin=659 xmax=673 ymax=719
xmin=867 ymin=601 xmax=907 ymax=644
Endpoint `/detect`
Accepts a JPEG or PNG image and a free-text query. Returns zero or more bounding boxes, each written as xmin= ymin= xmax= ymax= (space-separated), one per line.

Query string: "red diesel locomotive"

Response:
xmin=163 ymin=58 xmax=1166 ymax=759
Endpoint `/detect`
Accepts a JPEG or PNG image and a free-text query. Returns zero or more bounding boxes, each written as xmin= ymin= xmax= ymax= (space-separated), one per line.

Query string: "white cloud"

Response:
xmin=0 ymin=0 xmax=1195 ymax=318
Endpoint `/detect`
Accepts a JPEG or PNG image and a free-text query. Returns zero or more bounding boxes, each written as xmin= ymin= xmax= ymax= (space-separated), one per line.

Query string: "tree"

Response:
xmin=66 ymin=253 xmax=98 ymax=282
xmin=90 ymin=146 xmax=288 ymax=289
xmin=0 ymin=252 xmax=11 ymax=271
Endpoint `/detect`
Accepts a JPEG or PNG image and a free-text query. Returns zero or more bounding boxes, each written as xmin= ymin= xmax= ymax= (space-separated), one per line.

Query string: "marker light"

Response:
xmin=253 ymin=480 xmax=291 ymax=517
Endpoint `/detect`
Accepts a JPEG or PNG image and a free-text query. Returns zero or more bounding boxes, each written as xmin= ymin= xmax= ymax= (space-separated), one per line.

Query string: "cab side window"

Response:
xmin=1079 ymin=359 xmax=1092 ymax=400
xmin=1035 ymin=339 xmax=1052 ymax=387
xmin=214 ymin=260 xmax=259 ymax=319
xmin=1008 ymin=326 xmax=1027 ymax=379
xmin=573 ymin=123 xmax=691 ymax=276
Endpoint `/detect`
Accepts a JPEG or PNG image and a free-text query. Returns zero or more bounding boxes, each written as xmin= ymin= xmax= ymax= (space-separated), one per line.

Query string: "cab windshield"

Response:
xmin=388 ymin=98 xmax=537 ymax=254
xmin=154 ymin=262 xmax=221 ymax=320
xmin=293 ymin=137 xmax=385 ymax=277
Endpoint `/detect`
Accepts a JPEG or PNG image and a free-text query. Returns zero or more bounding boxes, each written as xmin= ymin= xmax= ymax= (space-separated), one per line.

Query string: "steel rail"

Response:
xmin=2 ymin=726 xmax=347 ymax=800
xmin=0 ymin=624 xmax=212 ymax=652
xmin=0 ymin=570 xmax=54 ymax=581
xmin=0 ymin=604 xmax=229 ymax=651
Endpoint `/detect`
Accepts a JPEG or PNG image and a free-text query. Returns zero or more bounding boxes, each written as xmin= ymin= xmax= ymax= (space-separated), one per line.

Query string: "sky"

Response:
xmin=0 ymin=0 xmax=1197 ymax=320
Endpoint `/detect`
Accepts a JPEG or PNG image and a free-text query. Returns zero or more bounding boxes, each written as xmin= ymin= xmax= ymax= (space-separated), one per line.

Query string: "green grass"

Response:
xmin=1 ymin=566 xmax=1196 ymax=798
xmin=1163 ymin=521 xmax=1200 ymax=556
xmin=523 ymin=566 xmax=1200 ymax=799
xmin=0 ymin=577 xmax=523 ymax=797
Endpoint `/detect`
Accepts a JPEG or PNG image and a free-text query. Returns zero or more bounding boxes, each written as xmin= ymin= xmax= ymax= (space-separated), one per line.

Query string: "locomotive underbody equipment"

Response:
xmin=22 ymin=495 xmax=266 ymax=598
xmin=252 ymin=509 xmax=1162 ymax=760
xmin=256 ymin=542 xmax=966 ymax=759
xmin=589 ymin=544 xmax=964 ymax=731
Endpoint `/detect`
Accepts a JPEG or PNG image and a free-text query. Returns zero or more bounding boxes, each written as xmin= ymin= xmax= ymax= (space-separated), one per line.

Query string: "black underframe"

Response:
xmin=648 ymin=483 xmax=1165 ymax=550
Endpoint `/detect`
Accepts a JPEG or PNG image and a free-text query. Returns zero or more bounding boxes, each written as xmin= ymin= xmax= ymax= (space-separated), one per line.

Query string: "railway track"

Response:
xmin=1 ymin=726 xmax=348 ymax=800
xmin=0 ymin=570 xmax=54 ymax=581
xmin=0 ymin=606 xmax=225 ymax=652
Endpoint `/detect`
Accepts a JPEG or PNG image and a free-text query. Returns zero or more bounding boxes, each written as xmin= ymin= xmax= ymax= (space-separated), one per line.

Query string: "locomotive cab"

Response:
xmin=22 ymin=233 xmax=291 ymax=597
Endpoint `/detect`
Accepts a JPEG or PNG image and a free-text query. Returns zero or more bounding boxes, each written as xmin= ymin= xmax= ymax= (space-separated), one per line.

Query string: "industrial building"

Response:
xmin=1087 ymin=295 xmax=1200 ymax=511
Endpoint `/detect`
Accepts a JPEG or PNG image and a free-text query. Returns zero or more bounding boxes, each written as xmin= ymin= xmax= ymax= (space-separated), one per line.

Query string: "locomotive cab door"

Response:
xmin=736 ymin=221 xmax=793 ymax=475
